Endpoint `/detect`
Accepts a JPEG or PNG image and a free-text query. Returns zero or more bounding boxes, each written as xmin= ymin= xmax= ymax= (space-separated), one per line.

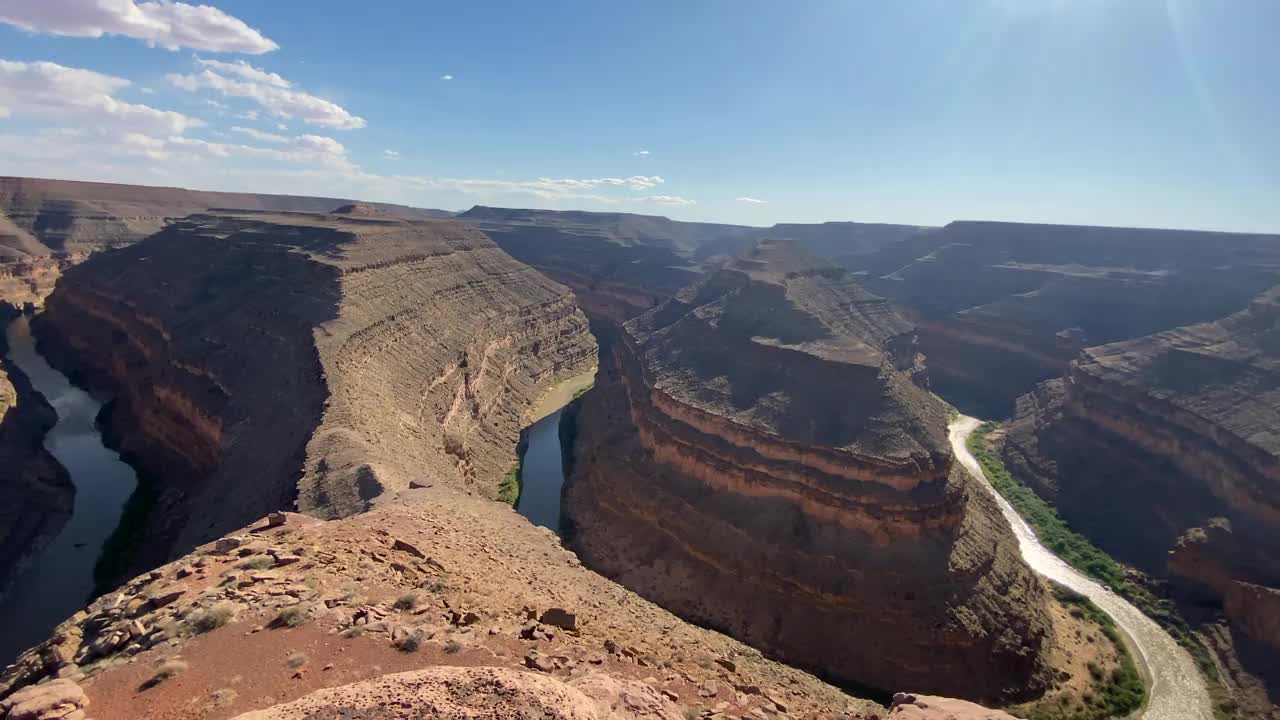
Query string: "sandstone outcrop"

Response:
xmin=563 ymin=241 xmax=1054 ymax=701
xmin=232 ymin=666 xmax=681 ymax=720
xmin=0 ymin=309 xmax=72 ymax=597
xmin=34 ymin=210 xmax=595 ymax=587
xmin=844 ymin=221 xmax=1280 ymax=417
xmin=887 ymin=693 xmax=1024 ymax=720
xmin=0 ymin=495 xmax=884 ymax=719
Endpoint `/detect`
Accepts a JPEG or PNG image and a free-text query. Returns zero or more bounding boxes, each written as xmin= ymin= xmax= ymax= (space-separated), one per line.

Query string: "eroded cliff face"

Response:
xmin=1003 ymin=288 xmax=1280 ymax=656
xmin=0 ymin=310 xmax=72 ymax=596
xmin=563 ymin=241 xmax=1053 ymax=701
xmin=846 ymin=222 xmax=1280 ymax=417
xmin=35 ymin=210 xmax=594 ymax=586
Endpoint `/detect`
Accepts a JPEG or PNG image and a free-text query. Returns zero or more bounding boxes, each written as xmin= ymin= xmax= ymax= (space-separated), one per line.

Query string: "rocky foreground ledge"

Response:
xmin=0 ymin=494 xmax=1034 ymax=720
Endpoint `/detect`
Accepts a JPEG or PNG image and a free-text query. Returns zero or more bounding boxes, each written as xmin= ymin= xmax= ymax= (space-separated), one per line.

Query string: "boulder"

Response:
xmin=539 ymin=608 xmax=579 ymax=631
xmin=888 ymin=693 xmax=1024 ymax=719
xmin=0 ymin=679 xmax=89 ymax=720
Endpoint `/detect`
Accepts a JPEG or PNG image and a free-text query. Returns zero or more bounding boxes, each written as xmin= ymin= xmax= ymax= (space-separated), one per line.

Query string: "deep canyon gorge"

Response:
xmin=1 ymin=176 xmax=1278 ymax=720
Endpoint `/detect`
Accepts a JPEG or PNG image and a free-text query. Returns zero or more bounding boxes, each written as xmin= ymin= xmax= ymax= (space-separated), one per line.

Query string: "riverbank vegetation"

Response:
xmin=499 ymin=457 xmax=522 ymax=506
xmin=968 ymin=422 xmax=1240 ymax=719
xmin=1014 ymin=585 xmax=1146 ymax=720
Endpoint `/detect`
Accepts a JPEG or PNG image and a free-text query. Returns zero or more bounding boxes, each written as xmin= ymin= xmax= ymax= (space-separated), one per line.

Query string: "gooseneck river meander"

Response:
xmin=0 ymin=319 xmax=1221 ymax=719
xmin=0 ymin=315 xmax=138 ymax=664
xmin=951 ymin=415 xmax=1214 ymax=720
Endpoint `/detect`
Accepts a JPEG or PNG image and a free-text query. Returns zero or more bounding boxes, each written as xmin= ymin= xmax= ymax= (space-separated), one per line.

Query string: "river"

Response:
xmin=0 ymin=315 xmax=138 ymax=664
xmin=515 ymin=408 xmax=566 ymax=533
xmin=950 ymin=415 xmax=1214 ymax=720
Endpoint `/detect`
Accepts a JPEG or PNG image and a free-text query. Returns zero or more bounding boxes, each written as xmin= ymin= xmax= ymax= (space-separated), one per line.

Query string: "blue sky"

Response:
xmin=1 ymin=0 xmax=1277 ymax=232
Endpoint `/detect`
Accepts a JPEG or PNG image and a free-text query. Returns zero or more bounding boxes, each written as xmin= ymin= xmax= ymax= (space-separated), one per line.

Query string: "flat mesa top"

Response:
xmin=181 ymin=210 xmax=497 ymax=271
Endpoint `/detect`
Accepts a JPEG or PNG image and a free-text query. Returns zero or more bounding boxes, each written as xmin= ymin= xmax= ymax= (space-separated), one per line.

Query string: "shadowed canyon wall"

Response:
xmin=34 ymin=210 xmax=594 ymax=587
xmin=1002 ymin=288 xmax=1280 ymax=656
xmin=844 ymin=221 xmax=1280 ymax=418
xmin=563 ymin=241 xmax=1053 ymax=702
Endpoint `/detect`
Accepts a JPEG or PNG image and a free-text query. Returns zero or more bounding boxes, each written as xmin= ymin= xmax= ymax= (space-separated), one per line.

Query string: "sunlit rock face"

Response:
xmin=563 ymin=241 xmax=1054 ymax=702
xmin=36 ymin=210 xmax=595 ymax=588
xmin=1003 ymin=287 xmax=1280 ymax=652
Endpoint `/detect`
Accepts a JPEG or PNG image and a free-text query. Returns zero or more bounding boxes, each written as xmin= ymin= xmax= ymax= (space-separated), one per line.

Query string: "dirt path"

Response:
xmin=950 ymin=415 xmax=1214 ymax=720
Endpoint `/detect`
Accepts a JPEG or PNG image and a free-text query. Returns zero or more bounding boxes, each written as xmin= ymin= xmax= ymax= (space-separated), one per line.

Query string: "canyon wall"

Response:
xmin=0 ymin=308 xmax=72 ymax=596
xmin=35 ymin=210 xmax=594 ymax=587
xmin=1002 ymin=288 xmax=1280 ymax=658
xmin=563 ymin=241 xmax=1053 ymax=702
xmin=845 ymin=221 xmax=1280 ymax=417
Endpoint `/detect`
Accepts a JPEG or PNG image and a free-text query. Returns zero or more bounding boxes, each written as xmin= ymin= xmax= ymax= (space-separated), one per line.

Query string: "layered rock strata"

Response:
xmin=846 ymin=221 xmax=1280 ymax=417
xmin=1003 ymin=287 xmax=1280 ymax=656
xmin=563 ymin=241 xmax=1053 ymax=701
xmin=35 ymin=210 xmax=594 ymax=586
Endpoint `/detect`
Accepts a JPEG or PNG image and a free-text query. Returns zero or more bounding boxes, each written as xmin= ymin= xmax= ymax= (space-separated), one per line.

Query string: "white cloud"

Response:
xmin=387 ymin=174 xmax=668 ymax=203
xmin=384 ymin=149 xmax=399 ymax=158
xmin=139 ymin=86 xmax=156 ymax=94
xmin=0 ymin=125 xmax=351 ymax=171
xmin=197 ymin=58 xmax=288 ymax=88
xmin=642 ymin=195 xmax=696 ymax=207
xmin=274 ymin=122 xmax=287 ymax=130
xmin=0 ymin=59 xmax=201 ymax=135
xmin=736 ymin=196 xmax=767 ymax=204
xmin=235 ymin=109 xmax=258 ymax=120
xmin=167 ymin=62 xmax=365 ymax=129
xmin=441 ymin=74 xmax=453 ymax=81
xmin=633 ymin=149 xmax=650 ymax=156
xmin=0 ymin=0 xmax=277 ymax=54
xmin=231 ymin=125 xmax=287 ymax=143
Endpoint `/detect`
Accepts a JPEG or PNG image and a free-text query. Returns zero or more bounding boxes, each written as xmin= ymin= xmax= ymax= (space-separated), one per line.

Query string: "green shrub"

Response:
xmin=393 ymin=593 xmax=418 ymax=611
xmin=499 ymin=459 xmax=521 ymax=505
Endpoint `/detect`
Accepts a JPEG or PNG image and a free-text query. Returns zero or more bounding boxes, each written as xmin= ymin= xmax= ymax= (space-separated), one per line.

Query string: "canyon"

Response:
xmin=561 ymin=241 xmax=1053 ymax=701
xmin=28 ymin=208 xmax=595 ymax=590
xmin=0 ymin=307 xmax=71 ymax=599
xmin=1 ymin=176 xmax=1277 ymax=720
xmin=1001 ymin=287 xmax=1280 ymax=715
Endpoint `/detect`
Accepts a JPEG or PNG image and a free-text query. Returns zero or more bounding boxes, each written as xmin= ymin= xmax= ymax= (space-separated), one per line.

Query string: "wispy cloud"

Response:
xmin=0 ymin=0 xmax=277 ymax=54
xmin=643 ymin=195 xmax=696 ymax=207
xmin=736 ymin=196 xmax=767 ymax=204
xmin=197 ymin=58 xmax=289 ymax=88
xmin=384 ymin=149 xmax=400 ymax=158
xmin=167 ymin=60 xmax=365 ymax=130
xmin=231 ymin=126 xmax=287 ymax=143
xmin=633 ymin=149 xmax=650 ymax=157
xmin=441 ymin=74 xmax=454 ymax=81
